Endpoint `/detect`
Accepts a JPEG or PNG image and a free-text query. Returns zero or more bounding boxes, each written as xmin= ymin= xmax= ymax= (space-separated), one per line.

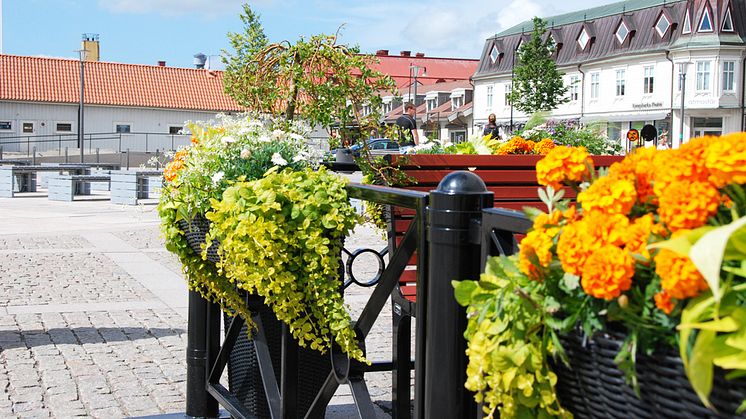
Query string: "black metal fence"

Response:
xmin=185 ymin=171 xmax=531 ymax=419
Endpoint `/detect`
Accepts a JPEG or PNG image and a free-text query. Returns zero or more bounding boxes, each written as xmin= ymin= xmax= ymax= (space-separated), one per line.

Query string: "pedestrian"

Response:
xmin=483 ymin=113 xmax=500 ymax=140
xmin=395 ymin=103 xmax=420 ymax=146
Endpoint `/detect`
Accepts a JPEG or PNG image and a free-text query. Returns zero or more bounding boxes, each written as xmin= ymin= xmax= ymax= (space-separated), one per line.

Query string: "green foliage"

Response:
xmin=222 ymin=4 xmax=269 ymax=104
xmin=508 ymin=17 xmax=569 ymax=114
xmin=205 ymin=167 xmax=365 ymax=361
xmin=515 ymin=118 xmax=623 ymax=155
xmin=454 ymin=256 xmax=572 ymax=419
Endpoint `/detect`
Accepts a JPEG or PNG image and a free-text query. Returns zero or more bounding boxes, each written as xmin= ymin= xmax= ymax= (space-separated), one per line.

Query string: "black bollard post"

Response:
xmin=423 ymin=171 xmax=492 ymax=419
xmin=186 ymin=290 xmax=219 ymax=418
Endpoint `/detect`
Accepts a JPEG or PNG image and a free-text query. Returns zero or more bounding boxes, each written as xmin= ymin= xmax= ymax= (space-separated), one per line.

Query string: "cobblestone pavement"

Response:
xmin=0 ymin=182 xmax=410 ymax=418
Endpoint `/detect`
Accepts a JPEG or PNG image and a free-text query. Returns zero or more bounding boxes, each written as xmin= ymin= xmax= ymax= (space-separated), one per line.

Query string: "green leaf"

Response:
xmin=560 ymin=273 xmax=580 ymax=292
xmin=690 ymin=216 xmax=746 ymax=301
xmin=478 ymin=280 xmax=500 ymax=291
xmin=687 ymin=329 xmax=716 ymax=408
xmin=453 ymin=280 xmax=477 ymax=306
xmin=679 ymin=317 xmax=740 ymax=333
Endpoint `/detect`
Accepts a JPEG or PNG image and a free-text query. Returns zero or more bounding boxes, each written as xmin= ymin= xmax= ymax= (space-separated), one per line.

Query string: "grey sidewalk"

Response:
xmin=0 ymin=193 xmax=399 ymax=418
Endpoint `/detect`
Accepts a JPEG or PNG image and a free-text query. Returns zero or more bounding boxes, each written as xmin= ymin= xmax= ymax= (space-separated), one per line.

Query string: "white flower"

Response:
xmin=211 ymin=171 xmax=224 ymax=184
xmin=292 ymin=152 xmax=307 ymax=163
xmin=272 ymin=129 xmax=285 ymax=140
xmin=271 ymin=153 xmax=288 ymax=166
xmin=288 ymin=133 xmax=305 ymax=141
xmin=258 ymin=135 xmax=271 ymax=143
xmin=240 ymin=149 xmax=251 ymax=159
xmin=221 ymin=135 xmax=236 ymax=144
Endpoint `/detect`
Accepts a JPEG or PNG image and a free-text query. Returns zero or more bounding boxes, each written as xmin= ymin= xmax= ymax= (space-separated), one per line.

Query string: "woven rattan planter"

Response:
xmin=179 ymin=217 xmax=330 ymax=418
xmin=553 ymin=328 xmax=746 ymax=419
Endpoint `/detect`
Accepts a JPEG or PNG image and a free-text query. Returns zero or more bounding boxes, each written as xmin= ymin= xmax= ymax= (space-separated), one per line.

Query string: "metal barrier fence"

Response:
xmin=0 ymin=132 xmax=192 ymax=156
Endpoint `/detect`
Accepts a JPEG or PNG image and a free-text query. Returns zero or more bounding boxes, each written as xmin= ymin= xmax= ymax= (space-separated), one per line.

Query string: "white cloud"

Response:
xmin=98 ymin=0 xmax=248 ymax=17
xmin=496 ymin=0 xmax=543 ymax=34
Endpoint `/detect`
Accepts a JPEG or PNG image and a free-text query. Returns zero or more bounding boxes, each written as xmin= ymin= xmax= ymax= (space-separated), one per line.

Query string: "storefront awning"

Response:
xmin=581 ymin=112 xmax=669 ymax=123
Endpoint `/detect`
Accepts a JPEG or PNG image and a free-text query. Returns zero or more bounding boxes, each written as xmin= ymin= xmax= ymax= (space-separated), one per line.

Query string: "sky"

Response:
xmin=2 ymin=0 xmax=613 ymax=68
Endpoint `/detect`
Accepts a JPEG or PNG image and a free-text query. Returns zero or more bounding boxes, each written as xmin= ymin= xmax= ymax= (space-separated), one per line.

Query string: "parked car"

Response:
xmin=350 ymin=138 xmax=400 ymax=158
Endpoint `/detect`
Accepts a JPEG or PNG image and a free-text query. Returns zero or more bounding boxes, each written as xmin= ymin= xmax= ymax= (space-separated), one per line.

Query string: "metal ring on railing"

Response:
xmin=342 ymin=247 xmax=387 ymax=289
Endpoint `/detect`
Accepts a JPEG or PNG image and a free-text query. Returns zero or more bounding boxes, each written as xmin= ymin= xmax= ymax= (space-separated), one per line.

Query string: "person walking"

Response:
xmin=483 ymin=113 xmax=500 ymax=140
xmin=395 ymin=103 xmax=420 ymax=146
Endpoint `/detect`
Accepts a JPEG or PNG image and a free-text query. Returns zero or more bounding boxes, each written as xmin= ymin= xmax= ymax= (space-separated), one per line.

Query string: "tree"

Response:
xmin=507 ymin=17 xmax=568 ymax=114
xmin=221 ymin=4 xmax=396 ymax=139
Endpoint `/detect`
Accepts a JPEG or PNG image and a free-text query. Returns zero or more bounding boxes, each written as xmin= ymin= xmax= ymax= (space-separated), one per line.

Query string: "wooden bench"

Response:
xmin=48 ymin=173 xmax=112 ymax=202
xmin=110 ymin=170 xmax=163 ymax=205
xmin=0 ymin=165 xmax=90 ymax=198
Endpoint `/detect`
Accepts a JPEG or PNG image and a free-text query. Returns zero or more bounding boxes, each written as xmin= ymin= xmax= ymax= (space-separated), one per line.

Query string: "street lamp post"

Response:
xmin=678 ymin=62 xmax=690 ymax=148
xmin=78 ymin=48 xmax=87 ymax=163
xmin=409 ymin=65 xmax=427 ymax=119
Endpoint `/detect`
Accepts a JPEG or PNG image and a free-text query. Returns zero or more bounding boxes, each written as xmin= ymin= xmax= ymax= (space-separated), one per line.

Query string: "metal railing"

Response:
xmin=0 ymin=131 xmax=191 ymax=156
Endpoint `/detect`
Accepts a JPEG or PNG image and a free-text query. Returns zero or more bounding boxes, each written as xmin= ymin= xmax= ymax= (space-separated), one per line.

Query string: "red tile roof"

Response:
xmin=359 ymin=53 xmax=479 ymax=89
xmin=0 ymin=54 xmax=243 ymax=112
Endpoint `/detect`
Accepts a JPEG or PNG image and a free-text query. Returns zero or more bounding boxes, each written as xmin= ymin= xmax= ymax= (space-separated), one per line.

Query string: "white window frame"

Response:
xmin=55 ymin=121 xmax=74 ymax=133
xmin=722 ymin=8 xmax=734 ymax=32
xmin=427 ymin=99 xmax=437 ymax=112
xmin=504 ymin=83 xmax=512 ymax=106
xmin=682 ymin=9 xmax=692 ymax=34
xmin=643 ymin=65 xmax=655 ymax=94
xmin=615 ymin=22 xmax=629 ymax=44
xmin=114 ymin=122 xmax=133 ymax=134
xmin=486 ymin=85 xmax=493 ymax=109
xmin=698 ymin=7 xmax=713 ymax=33
xmin=450 ymin=130 xmax=467 ymax=143
xmin=655 ymin=13 xmax=671 ymax=37
xmin=577 ymin=28 xmax=590 ymax=50
xmin=590 ymin=72 xmax=600 ymax=99
xmin=615 ymin=69 xmax=626 ymax=96
xmin=168 ymin=126 xmax=183 ymax=135
xmin=489 ymin=45 xmax=500 ymax=63
xmin=21 ymin=121 xmax=35 ymax=134
xmin=569 ymin=75 xmax=579 ymax=101
xmin=0 ymin=121 xmax=12 ymax=131
xmin=722 ymin=61 xmax=736 ymax=92
xmin=451 ymin=96 xmax=463 ymax=111
xmin=696 ymin=61 xmax=711 ymax=91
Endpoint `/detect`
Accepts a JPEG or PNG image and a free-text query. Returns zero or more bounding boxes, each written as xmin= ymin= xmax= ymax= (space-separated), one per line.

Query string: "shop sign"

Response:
xmin=632 ymin=102 xmax=664 ymax=109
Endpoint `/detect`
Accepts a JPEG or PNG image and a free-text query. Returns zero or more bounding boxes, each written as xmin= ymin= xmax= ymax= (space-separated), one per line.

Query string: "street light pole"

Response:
xmin=678 ymin=62 xmax=689 ymax=148
xmin=409 ymin=65 xmax=427 ymax=120
xmin=78 ymin=48 xmax=87 ymax=163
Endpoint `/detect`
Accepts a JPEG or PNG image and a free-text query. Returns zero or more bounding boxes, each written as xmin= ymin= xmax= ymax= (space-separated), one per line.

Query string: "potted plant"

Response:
xmin=453 ymin=136 xmax=746 ymax=418
xmin=158 ymin=114 xmax=364 ymax=417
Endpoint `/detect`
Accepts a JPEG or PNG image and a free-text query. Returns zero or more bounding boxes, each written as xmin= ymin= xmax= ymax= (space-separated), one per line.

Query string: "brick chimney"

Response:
xmin=158 ymin=61 xmax=166 ymax=67
xmin=415 ymin=52 xmax=425 ymax=58
xmin=400 ymin=50 xmax=411 ymax=57
xmin=376 ymin=49 xmax=389 ymax=56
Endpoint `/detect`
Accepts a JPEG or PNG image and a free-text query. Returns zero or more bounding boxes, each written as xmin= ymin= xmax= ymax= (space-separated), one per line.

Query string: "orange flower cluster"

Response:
xmin=164 ymin=149 xmax=189 ymax=182
xmin=524 ymin=133 xmax=745 ymax=315
xmin=533 ymin=138 xmax=556 ymax=155
xmin=496 ymin=136 xmax=535 ymax=155
xmin=536 ymin=146 xmax=592 ymax=189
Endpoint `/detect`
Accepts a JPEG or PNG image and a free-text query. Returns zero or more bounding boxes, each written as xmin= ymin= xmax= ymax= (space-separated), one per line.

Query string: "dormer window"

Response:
xmin=655 ymin=13 xmax=671 ymax=37
xmin=699 ymin=7 xmax=713 ymax=32
xmin=577 ymin=28 xmax=590 ymax=50
xmin=490 ymin=45 xmax=500 ymax=63
xmin=451 ymin=96 xmax=463 ymax=111
xmin=682 ymin=9 xmax=692 ymax=34
xmin=616 ymin=22 xmax=630 ymax=44
xmin=722 ymin=7 xmax=734 ymax=32
xmin=516 ymin=39 xmax=523 ymax=51
xmin=427 ymin=99 xmax=437 ymax=112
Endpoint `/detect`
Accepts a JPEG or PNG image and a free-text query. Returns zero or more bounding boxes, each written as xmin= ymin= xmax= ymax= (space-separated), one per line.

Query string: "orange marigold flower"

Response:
xmin=654 ymin=291 xmax=675 ymax=315
xmin=705 ymin=133 xmax=746 ymax=187
xmin=625 ymin=214 xmax=655 ymax=259
xmin=536 ymin=146 xmax=593 ymax=189
xmin=532 ymin=209 xmax=564 ymax=238
xmin=609 ymin=147 xmax=658 ymax=205
xmin=583 ymin=211 xmax=629 ymax=246
xmin=654 ymin=248 xmax=709 ymax=299
xmin=658 ymin=180 xmax=720 ymax=232
xmin=519 ymin=230 xmax=553 ymax=280
xmin=653 ymin=137 xmax=716 ymax=197
xmin=164 ymin=159 xmax=184 ymax=182
xmin=190 ymin=136 xmax=199 ymax=145
xmin=577 ymin=176 xmax=637 ymax=216
xmin=497 ymin=136 xmax=535 ymax=155
xmin=580 ymin=245 xmax=635 ymax=300
xmin=174 ymin=149 xmax=189 ymax=161
xmin=534 ymin=138 xmax=556 ymax=155
xmin=557 ymin=220 xmax=597 ymax=276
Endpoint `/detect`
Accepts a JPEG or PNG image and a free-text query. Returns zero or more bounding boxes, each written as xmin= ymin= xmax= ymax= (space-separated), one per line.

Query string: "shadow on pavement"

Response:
xmin=0 ymin=326 xmax=185 ymax=351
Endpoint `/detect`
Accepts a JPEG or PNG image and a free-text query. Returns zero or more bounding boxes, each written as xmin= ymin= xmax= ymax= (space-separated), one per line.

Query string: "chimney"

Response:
xmin=400 ymin=50 xmax=411 ymax=57
xmin=376 ymin=49 xmax=389 ymax=56
xmin=415 ymin=52 xmax=425 ymax=58
xmin=193 ymin=53 xmax=207 ymax=69
xmin=81 ymin=33 xmax=100 ymax=62
xmin=158 ymin=61 xmax=166 ymax=67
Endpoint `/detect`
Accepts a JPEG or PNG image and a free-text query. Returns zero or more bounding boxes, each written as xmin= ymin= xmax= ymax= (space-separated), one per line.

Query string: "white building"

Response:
xmin=472 ymin=0 xmax=746 ymax=149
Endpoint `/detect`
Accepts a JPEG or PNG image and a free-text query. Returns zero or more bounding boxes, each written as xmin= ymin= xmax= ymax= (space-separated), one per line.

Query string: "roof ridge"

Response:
xmin=0 ymin=53 xmax=221 ymax=73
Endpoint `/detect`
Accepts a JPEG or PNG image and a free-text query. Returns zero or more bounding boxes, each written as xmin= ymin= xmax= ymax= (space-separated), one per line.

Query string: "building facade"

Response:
xmin=472 ymin=0 xmax=746 ymax=149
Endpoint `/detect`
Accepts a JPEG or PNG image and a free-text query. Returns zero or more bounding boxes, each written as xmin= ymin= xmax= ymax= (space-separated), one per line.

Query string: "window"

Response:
xmin=451 ymin=96 xmax=463 ymax=111
xmin=723 ymin=8 xmax=734 ymax=32
xmin=169 ymin=126 xmax=182 ymax=135
xmin=607 ymin=122 xmax=622 ymax=142
xmin=486 ymin=85 xmax=493 ymax=109
xmin=382 ymin=102 xmax=392 ymax=114
xmin=569 ymin=75 xmax=579 ymax=101
xmin=504 ymin=83 xmax=512 ymax=106
xmin=427 ymin=99 xmax=437 ymax=112
xmin=655 ymin=13 xmax=671 ymax=37
xmin=56 ymin=123 xmax=72 ymax=132
xmin=0 ymin=121 xmax=11 ymax=130
xmin=696 ymin=61 xmax=711 ymax=91
xmin=362 ymin=104 xmax=371 ymax=116
xmin=22 ymin=122 xmax=34 ymax=133
xmin=489 ymin=45 xmax=499 ymax=63
xmin=577 ymin=28 xmax=590 ymax=50
xmin=590 ymin=73 xmax=600 ymax=99
xmin=699 ymin=7 xmax=713 ymax=32
xmin=677 ymin=65 xmax=684 ymax=91
xmin=616 ymin=22 xmax=629 ymax=44
xmin=682 ymin=9 xmax=692 ymax=34
xmin=450 ymin=131 xmax=466 ymax=143
xmin=643 ymin=66 xmax=655 ymax=94
xmin=615 ymin=69 xmax=626 ymax=96
xmin=723 ymin=61 xmax=735 ymax=92
xmin=115 ymin=124 xmax=131 ymax=133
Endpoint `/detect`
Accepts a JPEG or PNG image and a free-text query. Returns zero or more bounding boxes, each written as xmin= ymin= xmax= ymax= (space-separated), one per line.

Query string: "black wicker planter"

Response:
xmin=179 ymin=217 xmax=331 ymax=419
xmin=553 ymin=329 xmax=746 ymax=419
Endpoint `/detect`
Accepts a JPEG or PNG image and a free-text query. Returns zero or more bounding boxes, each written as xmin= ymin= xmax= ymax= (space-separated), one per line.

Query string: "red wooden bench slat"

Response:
xmin=406 ymin=169 xmax=539 ymax=185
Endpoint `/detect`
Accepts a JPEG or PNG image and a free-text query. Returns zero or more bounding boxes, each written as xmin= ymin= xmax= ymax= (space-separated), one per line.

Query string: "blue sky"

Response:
xmin=2 ymin=0 xmax=610 ymax=68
